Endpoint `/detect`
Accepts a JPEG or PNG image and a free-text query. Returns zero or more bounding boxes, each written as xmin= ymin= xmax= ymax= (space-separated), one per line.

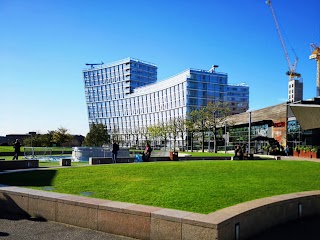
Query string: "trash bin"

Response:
xmin=169 ymin=151 xmax=178 ymax=161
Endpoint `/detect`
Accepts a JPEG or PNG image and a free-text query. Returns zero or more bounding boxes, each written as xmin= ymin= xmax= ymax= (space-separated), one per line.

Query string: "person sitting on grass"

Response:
xmin=142 ymin=142 xmax=152 ymax=162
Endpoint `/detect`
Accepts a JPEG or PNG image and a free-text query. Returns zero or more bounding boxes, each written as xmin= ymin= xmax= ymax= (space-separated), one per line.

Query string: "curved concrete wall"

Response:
xmin=0 ymin=185 xmax=319 ymax=240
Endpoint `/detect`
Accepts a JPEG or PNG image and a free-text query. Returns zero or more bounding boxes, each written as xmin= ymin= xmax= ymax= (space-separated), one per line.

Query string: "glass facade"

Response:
xmin=83 ymin=58 xmax=249 ymax=141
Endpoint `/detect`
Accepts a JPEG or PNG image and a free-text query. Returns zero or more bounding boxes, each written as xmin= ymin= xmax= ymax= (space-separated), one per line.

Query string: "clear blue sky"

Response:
xmin=1 ymin=0 xmax=319 ymax=137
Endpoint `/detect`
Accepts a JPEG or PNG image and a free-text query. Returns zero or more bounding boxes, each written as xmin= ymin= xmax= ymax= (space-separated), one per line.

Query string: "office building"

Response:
xmin=83 ymin=58 xmax=249 ymax=144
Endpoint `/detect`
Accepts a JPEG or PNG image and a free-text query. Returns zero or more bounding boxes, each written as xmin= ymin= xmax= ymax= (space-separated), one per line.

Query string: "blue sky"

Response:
xmin=1 ymin=0 xmax=319 ymax=137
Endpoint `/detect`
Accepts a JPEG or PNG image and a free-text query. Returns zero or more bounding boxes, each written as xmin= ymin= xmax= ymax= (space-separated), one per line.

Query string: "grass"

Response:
xmin=0 ymin=160 xmax=320 ymax=214
xmin=0 ymin=146 xmax=72 ymax=152
xmin=179 ymin=151 xmax=234 ymax=157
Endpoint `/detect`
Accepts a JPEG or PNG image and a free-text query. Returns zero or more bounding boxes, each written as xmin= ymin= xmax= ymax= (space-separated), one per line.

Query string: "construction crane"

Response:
xmin=85 ymin=61 xmax=104 ymax=69
xmin=309 ymin=43 xmax=320 ymax=96
xmin=266 ymin=0 xmax=303 ymax=102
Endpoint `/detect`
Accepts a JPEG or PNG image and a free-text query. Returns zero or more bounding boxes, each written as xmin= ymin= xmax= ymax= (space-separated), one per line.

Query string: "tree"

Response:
xmin=185 ymin=110 xmax=198 ymax=152
xmin=83 ymin=123 xmax=110 ymax=147
xmin=52 ymin=127 xmax=72 ymax=147
xmin=204 ymin=102 xmax=231 ymax=153
xmin=167 ymin=118 xmax=179 ymax=151
xmin=176 ymin=117 xmax=186 ymax=151
xmin=147 ymin=125 xmax=161 ymax=147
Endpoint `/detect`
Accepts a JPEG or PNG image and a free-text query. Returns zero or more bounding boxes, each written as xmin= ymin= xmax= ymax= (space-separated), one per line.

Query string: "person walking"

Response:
xmin=12 ymin=139 xmax=21 ymax=160
xmin=112 ymin=141 xmax=119 ymax=163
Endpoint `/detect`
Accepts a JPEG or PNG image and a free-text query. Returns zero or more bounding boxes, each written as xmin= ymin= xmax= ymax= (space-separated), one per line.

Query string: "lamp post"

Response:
xmin=27 ymin=132 xmax=34 ymax=159
xmin=248 ymin=111 xmax=252 ymax=154
xmin=224 ymin=121 xmax=227 ymax=154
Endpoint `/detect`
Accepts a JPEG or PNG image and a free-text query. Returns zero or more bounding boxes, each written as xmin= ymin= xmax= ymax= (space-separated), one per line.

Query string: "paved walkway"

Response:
xmin=0 ymin=212 xmax=135 ymax=240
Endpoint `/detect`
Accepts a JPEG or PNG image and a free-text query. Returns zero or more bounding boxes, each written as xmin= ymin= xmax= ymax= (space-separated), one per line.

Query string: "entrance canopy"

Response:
xmin=289 ymin=104 xmax=320 ymax=130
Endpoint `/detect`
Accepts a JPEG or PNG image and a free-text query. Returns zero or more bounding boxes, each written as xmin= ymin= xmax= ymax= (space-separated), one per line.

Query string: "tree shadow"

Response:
xmin=0 ymin=194 xmax=47 ymax=222
xmin=0 ymin=169 xmax=57 ymax=187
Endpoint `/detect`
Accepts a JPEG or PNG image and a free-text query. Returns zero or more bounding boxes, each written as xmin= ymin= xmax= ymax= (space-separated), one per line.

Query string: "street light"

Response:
xmin=248 ymin=111 xmax=252 ymax=154
xmin=224 ymin=121 xmax=227 ymax=154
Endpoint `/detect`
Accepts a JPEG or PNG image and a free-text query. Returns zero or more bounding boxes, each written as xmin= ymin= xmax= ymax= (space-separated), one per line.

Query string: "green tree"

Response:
xmin=204 ymin=102 xmax=231 ymax=153
xmin=158 ymin=121 xmax=170 ymax=151
xmin=147 ymin=125 xmax=161 ymax=147
xmin=167 ymin=118 xmax=179 ymax=151
xmin=83 ymin=123 xmax=110 ymax=147
xmin=176 ymin=117 xmax=186 ymax=151
xmin=52 ymin=127 xmax=72 ymax=147
xmin=185 ymin=110 xmax=198 ymax=152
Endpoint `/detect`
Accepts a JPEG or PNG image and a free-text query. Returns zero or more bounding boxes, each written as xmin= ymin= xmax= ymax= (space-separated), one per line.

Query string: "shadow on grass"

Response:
xmin=0 ymin=169 xmax=57 ymax=187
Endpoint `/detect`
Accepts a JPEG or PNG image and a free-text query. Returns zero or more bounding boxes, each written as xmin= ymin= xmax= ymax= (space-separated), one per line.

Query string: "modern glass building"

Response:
xmin=83 ymin=58 xmax=249 ymax=144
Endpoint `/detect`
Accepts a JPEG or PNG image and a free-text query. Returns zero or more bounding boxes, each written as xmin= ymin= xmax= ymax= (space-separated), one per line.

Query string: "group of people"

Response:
xmin=112 ymin=141 xmax=152 ymax=163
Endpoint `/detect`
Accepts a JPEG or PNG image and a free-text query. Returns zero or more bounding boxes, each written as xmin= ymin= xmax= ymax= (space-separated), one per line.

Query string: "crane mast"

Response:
xmin=310 ymin=43 xmax=320 ymax=96
xmin=266 ymin=0 xmax=302 ymax=102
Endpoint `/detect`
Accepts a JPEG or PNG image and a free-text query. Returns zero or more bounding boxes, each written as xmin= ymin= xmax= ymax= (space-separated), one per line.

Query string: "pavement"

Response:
xmin=0 ymin=212 xmax=135 ymax=240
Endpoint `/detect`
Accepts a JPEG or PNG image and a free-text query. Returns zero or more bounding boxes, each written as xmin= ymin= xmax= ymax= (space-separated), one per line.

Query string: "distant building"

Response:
xmin=83 ymin=57 xmax=249 ymax=145
xmin=288 ymin=79 xmax=303 ymax=103
xmin=224 ymin=97 xmax=320 ymax=154
xmin=0 ymin=136 xmax=7 ymax=145
xmin=6 ymin=134 xmax=31 ymax=145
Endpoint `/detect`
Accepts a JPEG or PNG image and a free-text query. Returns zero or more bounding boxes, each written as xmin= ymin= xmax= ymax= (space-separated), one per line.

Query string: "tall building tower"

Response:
xmin=83 ymin=58 xmax=157 ymax=127
xmin=288 ymin=79 xmax=303 ymax=103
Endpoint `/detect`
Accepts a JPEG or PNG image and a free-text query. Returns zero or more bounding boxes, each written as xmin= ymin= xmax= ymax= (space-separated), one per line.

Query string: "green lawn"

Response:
xmin=0 ymin=146 xmax=73 ymax=152
xmin=0 ymin=160 xmax=319 ymax=214
xmin=179 ymin=151 xmax=234 ymax=157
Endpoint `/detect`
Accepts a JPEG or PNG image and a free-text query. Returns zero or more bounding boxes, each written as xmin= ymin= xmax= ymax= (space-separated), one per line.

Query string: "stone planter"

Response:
xmin=309 ymin=152 xmax=317 ymax=159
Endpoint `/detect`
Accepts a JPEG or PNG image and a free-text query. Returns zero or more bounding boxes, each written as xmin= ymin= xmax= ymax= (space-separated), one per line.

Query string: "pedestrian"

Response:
xmin=239 ymin=144 xmax=244 ymax=160
xmin=142 ymin=142 xmax=152 ymax=162
xmin=12 ymin=139 xmax=21 ymax=160
xmin=285 ymin=146 xmax=289 ymax=156
xmin=234 ymin=145 xmax=240 ymax=159
xmin=112 ymin=141 xmax=119 ymax=163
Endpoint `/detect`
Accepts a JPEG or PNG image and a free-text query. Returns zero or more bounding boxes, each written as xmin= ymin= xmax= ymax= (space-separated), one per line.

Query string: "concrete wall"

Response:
xmin=0 ymin=185 xmax=319 ymax=240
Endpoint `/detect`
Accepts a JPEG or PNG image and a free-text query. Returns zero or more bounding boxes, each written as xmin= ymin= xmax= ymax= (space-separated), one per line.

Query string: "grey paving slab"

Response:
xmin=0 ymin=213 xmax=136 ymax=240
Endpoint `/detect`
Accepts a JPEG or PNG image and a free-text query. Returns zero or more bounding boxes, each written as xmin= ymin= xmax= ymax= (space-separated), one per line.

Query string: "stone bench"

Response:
xmin=89 ymin=157 xmax=113 ymax=165
xmin=60 ymin=158 xmax=71 ymax=166
xmin=0 ymin=160 xmax=39 ymax=170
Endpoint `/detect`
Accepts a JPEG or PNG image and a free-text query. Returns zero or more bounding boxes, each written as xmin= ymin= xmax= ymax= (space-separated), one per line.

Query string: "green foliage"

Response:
xmin=311 ymin=147 xmax=318 ymax=153
xmin=262 ymin=144 xmax=270 ymax=151
xmin=52 ymin=127 xmax=72 ymax=147
xmin=23 ymin=133 xmax=53 ymax=147
xmin=83 ymin=123 xmax=110 ymax=147
xmin=186 ymin=102 xmax=230 ymax=152
xmin=294 ymin=146 xmax=300 ymax=152
xmin=294 ymin=146 xmax=318 ymax=153
xmin=1 ymin=161 xmax=319 ymax=214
